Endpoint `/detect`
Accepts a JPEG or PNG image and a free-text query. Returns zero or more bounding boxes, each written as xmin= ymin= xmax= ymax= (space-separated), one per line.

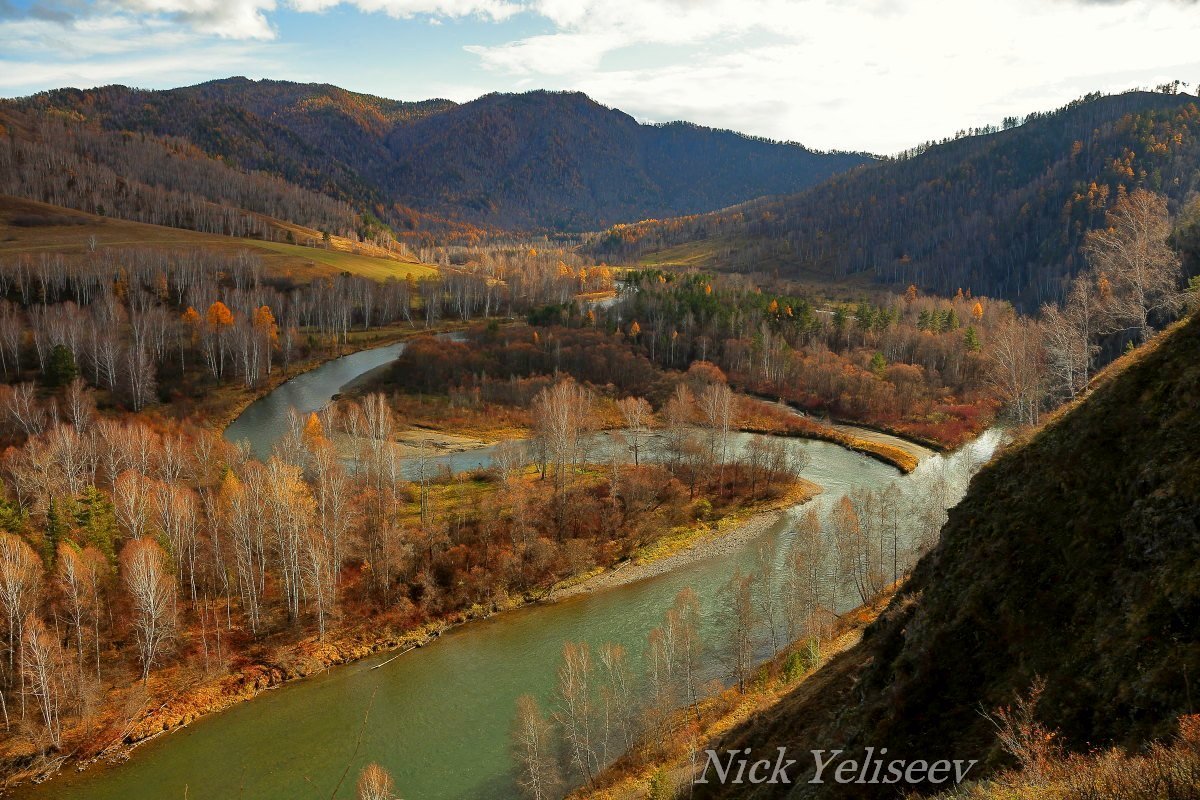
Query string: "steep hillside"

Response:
xmin=1 ymin=79 xmax=869 ymax=234
xmin=596 ymin=91 xmax=1200 ymax=309
xmin=383 ymin=90 xmax=869 ymax=229
xmin=697 ymin=311 xmax=1200 ymax=797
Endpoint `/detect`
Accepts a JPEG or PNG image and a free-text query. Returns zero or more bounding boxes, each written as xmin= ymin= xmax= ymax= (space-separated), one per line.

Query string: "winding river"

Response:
xmin=19 ymin=342 xmax=999 ymax=800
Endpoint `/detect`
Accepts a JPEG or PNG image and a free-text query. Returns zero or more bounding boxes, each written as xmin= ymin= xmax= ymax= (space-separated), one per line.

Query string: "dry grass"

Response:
xmin=933 ymin=715 xmax=1200 ymax=800
xmin=0 ymin=195 xmax=436 ymax=281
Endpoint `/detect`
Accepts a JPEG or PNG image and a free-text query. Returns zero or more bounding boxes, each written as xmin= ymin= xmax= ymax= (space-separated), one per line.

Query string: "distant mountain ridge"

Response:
xmin=2 ymin=78 xmax=870 ymax=235
xmin=593 ymin=90 xmax=1200 ymax=308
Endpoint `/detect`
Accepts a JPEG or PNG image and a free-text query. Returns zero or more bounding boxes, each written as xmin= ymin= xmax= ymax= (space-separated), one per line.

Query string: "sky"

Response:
xmin=1 ymin=0 xmax=1199 ymax=154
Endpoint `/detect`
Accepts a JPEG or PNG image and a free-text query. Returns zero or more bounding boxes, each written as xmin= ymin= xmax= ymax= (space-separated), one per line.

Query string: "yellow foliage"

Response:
xmin=206 ymin=301 xmax=234 ymax=328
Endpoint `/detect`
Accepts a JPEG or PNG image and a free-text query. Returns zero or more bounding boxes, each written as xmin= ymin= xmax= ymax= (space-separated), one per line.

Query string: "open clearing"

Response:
xmin=0 ymin=195 xmax=437 ymax=281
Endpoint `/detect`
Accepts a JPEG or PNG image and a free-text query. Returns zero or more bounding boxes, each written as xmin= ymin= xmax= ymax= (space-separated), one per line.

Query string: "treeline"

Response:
xmin=590 ymin=90 xmax=1200 ymax=310
xmin=0 ymin=244 xmax=613 ymax=418
xmin=420 ymin=243 xmax=615 ymax=308
xmin=506 ymin=274 xmax=1002 ymax=446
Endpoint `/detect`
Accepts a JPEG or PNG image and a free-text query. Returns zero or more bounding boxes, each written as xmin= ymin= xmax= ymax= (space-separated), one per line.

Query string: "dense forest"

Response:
xmin=1 ymin=79 xmax=869 ymax=238
xmin=590 ymin=89 xmax=1200 ymax=309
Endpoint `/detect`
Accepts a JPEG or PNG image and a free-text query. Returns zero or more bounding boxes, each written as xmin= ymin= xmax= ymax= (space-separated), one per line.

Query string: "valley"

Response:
xmin=0 ymin=51 xmax=1197 ymax=800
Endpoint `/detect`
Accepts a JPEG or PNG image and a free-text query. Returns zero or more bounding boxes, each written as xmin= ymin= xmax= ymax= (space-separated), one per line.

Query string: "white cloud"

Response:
xmin=6 ymin=0 xmax=523 ymax=42
xmin=289 ymin=0 xmax=522 ymax=21
xmin=2 ymin=0 xmax=1198 ymax=152
xmin=463 ymin=0 xmax=1200 ymax=152
xmin=108 ymin=0 xmax=279 ymax=39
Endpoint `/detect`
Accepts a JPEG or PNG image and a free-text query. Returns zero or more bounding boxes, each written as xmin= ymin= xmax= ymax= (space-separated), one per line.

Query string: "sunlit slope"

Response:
xmin=0 ymin=196 xmax=436 ymax=281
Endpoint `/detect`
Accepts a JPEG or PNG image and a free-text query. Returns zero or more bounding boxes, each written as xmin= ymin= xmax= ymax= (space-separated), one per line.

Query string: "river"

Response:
xmin=19 ymin=343 xmax=1000 ymax=800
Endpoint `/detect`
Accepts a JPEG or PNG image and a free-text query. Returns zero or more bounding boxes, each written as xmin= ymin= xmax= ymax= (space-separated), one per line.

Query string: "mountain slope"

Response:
xmin=2 ymin=79 xmax=870 ymax=234
xmin=596 ymin=90 xmax=1200 ymax=308
xmin=698 ymin=310 xmax=1200 ymax=797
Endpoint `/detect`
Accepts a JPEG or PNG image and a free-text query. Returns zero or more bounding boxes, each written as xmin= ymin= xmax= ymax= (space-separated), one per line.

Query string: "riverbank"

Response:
xmin=202 ymin=322 xmax=468 ymax=431
xmin=0 ymin=480 xmax=815 ymax=793
xmin=573 ymin=588 xmax=900 ymax=800
xmin=552 ymin=503 xmax=806 ymax=604
xmin=738 ymin=399 xmax=923 ymax=474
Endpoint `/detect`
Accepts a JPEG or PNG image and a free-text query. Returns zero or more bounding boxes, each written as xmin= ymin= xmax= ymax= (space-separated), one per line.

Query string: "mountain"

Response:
xmin=1 ymin=78 xmax=870 ymax=235
xmin=594 ymin=90 xmax=1200 ymax=309
xmin=696 ymin=309 xmax=1200 ymax=797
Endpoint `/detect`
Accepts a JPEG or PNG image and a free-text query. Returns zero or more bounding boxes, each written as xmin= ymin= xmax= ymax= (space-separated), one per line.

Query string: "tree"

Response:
xmin=120 ymin=537 xmax=176 ymax=682
xmin=21 ymin=614 xmax=66 ymax=749
xmin=721 ymin=569 xmax=756 ymax=693
xmin=662 ymin=384 xmax=694 ymax=469
xmin=1041 ymin=272 xmax=1100 ymax=400
xmin=697 ymin=382 xmax=734 ymax=469
xmin=63 ymin=377 xmax=95 ymax=431
xmin=356 ymin=763 xmax=397 ymax=800
xmin=512 ymin=694 xmax=559 ymax=800
xmin=987 ymin=313 xmax=1045 ymax=425
xmin=596 ymin=642 xmax=636 ymax=756
xmin=1084 ymin=189 xmax=1186 ymax=342
xmin=55 ymin=543 xmax=104 ymax=679
xmin=554 ymin=641 xmax=599 ymax=786
xmin=204 ymin=301 xmax=235 ymax=379
xmin=0 ymin=532 xmax=41 ymax=729
xmin=616 ymin=396 xmax=652 ymax=465
xmin=532 ymin=380 xmax=594 ymax=496
xmin=666 ymin=588 xmax=703 ymax=716
xmin=783 ymin=507 xmax=826 ymax=641
xmin=44 ymin=343 xmax=77 ymax=387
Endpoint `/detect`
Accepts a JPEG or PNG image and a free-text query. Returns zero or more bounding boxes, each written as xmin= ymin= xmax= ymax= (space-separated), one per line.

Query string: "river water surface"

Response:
xmin=20 ymin=342 xmax=999 ymax=800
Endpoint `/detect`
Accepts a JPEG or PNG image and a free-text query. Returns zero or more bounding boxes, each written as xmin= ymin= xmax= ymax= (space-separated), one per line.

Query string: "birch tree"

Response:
xmin=512 ymin=694 xmax=559 ymax=800
xmin=121 ymin=537 xmax=176 ymax=682
xmin=1084 ymin=189 xmax=1186 ymax=342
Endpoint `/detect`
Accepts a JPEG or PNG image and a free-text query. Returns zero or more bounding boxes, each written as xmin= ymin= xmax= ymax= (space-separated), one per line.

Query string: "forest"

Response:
xmin=1 ymin=80 xmax=867 ymax=240
xmin=589 ymin=89 xmax=1200 ymax=310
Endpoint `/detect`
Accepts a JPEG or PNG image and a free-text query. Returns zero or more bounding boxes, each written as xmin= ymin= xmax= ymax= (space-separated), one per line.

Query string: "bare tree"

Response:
xmin=554 ymin=641 xmax=599 ymax=787
xmin=596 ymin=642 xmax=636 ymax=756
xmin=21 ymin=614 xmax=66 ymax=750
xmin=987 ymin=313 xmax=1045 ymax=425
xmin=4 ymin=383 xmax=45 ymax=438
xmin=512 ymin=694 xmax=559 ymax=800
xmin=532 ymin=380 xmax=594 ymax=496
xmin=55 ymin=543 xmax=102 ymax=678
xmin=0 ymin=532 xmax=42 ymax=730
xmin=721 ymin=569 xmax=756 ymax=693
xmin=662 ymin=384 xmax=697 ymax=484
xmin=1084 ymin=189 xmax=1186 ymax=342
xmin=666 ymin=587 xmax=703 ymax=717
xmin=697 ymin=382 xmax=734 ymax=468
xmin=121 ymin=537 xmax=176 ymax=682
xmin=616 ymin=396 xmax=652 ymax=465
xmin=356 ymin=763 xmax=397 ymax=800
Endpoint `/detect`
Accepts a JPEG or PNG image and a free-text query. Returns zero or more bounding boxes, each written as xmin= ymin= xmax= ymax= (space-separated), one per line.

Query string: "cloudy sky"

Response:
xmin=1 ymin=0 xmax=1198 ymax=153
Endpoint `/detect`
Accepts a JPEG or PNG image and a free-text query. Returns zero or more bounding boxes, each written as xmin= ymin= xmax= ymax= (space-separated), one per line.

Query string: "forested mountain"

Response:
xmin=1 ymin=78 xmax=869 ymax=236
xmin=695 ymin=310 xmax=1200 ymax=798
xmin=594 ymin=90 xmax=1200 ymax=309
